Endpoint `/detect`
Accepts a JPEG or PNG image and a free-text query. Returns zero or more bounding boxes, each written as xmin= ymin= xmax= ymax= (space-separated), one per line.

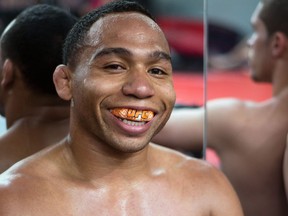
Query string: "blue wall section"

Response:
xmin=208 ymin=0 xmax=259 ymax=36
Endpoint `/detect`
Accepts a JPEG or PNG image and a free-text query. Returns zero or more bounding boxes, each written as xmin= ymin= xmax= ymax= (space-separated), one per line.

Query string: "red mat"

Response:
xmin=173 ymin=69 xmax=272 ymax=105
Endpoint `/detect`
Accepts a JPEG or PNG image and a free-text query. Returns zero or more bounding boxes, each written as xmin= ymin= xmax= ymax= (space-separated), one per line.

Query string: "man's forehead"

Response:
xmin=86 ymin=12 xmax=161 ymax=47
xmin=88 ymin=12 xmax=157 ymax=35
xmin=101 ymin=12 xmax=156 ymax=27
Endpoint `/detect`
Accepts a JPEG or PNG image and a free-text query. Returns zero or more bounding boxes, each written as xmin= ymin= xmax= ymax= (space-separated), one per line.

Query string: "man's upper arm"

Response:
xmin=153 ymin=107 xmax=204 ymax=151
xmin=206 ymin=98 xmax=245 ymax=150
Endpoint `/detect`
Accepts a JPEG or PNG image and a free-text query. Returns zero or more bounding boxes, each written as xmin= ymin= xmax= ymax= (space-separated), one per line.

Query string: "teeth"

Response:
xmin=111 ymin=108 xmax=154 ymax=122
xmin=122 ymin=118 xmax=146 ymax=126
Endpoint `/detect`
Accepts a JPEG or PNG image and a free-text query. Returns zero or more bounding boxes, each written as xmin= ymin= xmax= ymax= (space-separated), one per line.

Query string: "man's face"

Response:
xmin=247 ymin=2 xmax=274 ymax=83
xmin=70 ymin=12 xmax=176 ymax=153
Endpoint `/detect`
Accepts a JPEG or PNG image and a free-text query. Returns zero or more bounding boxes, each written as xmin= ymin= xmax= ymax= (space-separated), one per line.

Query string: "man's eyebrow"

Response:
xmin=92 ymin=47 xmax=132 ymax=60
xmin=91 ymin=47 xmax=171 ymax=62
xmin=150 ymin=51 xmax=171 ymax=62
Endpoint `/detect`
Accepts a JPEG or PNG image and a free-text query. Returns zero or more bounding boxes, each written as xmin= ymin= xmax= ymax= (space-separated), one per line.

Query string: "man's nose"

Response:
xmin=122 ymin=69 xmax=155 ymax=99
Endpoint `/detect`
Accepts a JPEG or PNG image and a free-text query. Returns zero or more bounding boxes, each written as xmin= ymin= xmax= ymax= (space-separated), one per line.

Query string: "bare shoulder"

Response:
xmin=151 ymin=143 xmax=230 ymax=183
xmin=207 ymin=97 xmax=279 ymax=121
xmin=0 ymin=167 xmax=45 ymax=214
xmin=207 ymin=98 xmax=253 ymax=135
xmin=207 ymin=97 xmax=257 ymax=117
xmin=149 ymin=143 xmax=244 ymax=215
xmin=207 ymin=98 xmax=266 ymax=148
xmin=0 ymin=150 xmax=63 ymax=215
xmin=150 ymin=143 xmax=238 ymax=193
xmin=0 ymin=153 xmax=50 ymax=187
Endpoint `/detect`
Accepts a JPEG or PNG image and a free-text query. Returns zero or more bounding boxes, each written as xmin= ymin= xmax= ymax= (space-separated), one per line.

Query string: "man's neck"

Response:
xmin=4 ymin=92 xmax=70 ymax=129
xmin=61 ymin=139 xmax=152 ymax=184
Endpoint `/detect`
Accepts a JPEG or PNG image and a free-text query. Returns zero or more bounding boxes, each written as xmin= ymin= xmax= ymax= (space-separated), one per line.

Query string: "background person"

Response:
xmin=0 ymin=4 xmax=77 ymax=173
xmin=153 ymin=0 xmax=288 ymax=215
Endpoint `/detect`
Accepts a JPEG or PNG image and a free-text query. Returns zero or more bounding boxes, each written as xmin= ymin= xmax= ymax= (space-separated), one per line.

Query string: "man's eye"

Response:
xmin=104 ymin=64 xmax=124 ymax=70
xmin=149 ymin=68 xmax=165 ymax=75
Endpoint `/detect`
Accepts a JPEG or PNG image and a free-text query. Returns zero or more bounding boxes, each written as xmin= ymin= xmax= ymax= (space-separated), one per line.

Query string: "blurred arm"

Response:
xmin=152 ymin=107 xmax=204 ymax=152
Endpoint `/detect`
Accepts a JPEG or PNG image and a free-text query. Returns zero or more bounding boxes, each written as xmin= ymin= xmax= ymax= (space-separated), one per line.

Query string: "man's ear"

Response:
xmin=1 ymin=59 xmax=14 ymax=89
xmin=271 ymin=32 xmax=288 ymax=57
xmin=53 ymin=64 xmax=72 ymax=101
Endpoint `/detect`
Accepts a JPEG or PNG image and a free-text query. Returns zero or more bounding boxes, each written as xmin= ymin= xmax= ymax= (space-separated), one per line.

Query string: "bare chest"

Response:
xmin=18 ymin=183 xmax=209 ymax=216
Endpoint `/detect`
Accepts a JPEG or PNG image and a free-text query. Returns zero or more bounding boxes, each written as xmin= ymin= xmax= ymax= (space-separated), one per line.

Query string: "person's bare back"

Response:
xmin=0 ymin=106 xmax=69 ymax=173
xmin=153 ymin=1 xmax=288 ymax=215
xmin=154 ymin=95 xmax=288 ymax=215
xmin=0 ymin=5 xmax=77 ymax=173
xmin=208 ymin=94 xmax=288 ymax=216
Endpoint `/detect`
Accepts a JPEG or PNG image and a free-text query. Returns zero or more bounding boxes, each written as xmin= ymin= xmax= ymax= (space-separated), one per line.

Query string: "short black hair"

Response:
xmin=0 ymin=4 xmax=78 ymax=95
xmin=260 ymin=0 xmax=288 ymax=37
xmin=63 ymin=0 xmax=154 ymax=68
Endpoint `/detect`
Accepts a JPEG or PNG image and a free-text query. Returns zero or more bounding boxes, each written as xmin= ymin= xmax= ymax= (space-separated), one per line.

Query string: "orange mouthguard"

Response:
xmin=111 ymin=108 xmax=154 ymax=122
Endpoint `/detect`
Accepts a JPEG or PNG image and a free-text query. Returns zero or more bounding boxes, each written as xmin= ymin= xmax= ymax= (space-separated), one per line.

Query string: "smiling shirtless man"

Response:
xmin=0 ymin=1 xmax=243 ymax=215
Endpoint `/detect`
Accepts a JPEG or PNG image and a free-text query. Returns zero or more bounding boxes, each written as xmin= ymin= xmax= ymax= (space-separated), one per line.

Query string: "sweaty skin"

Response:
xmin=0 ymin=7 xmax=243 ymax=216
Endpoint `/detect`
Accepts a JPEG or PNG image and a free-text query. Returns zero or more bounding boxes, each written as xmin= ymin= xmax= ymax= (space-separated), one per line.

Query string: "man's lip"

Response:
xmin=110 ymin=108 xmax=155 ymax=122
